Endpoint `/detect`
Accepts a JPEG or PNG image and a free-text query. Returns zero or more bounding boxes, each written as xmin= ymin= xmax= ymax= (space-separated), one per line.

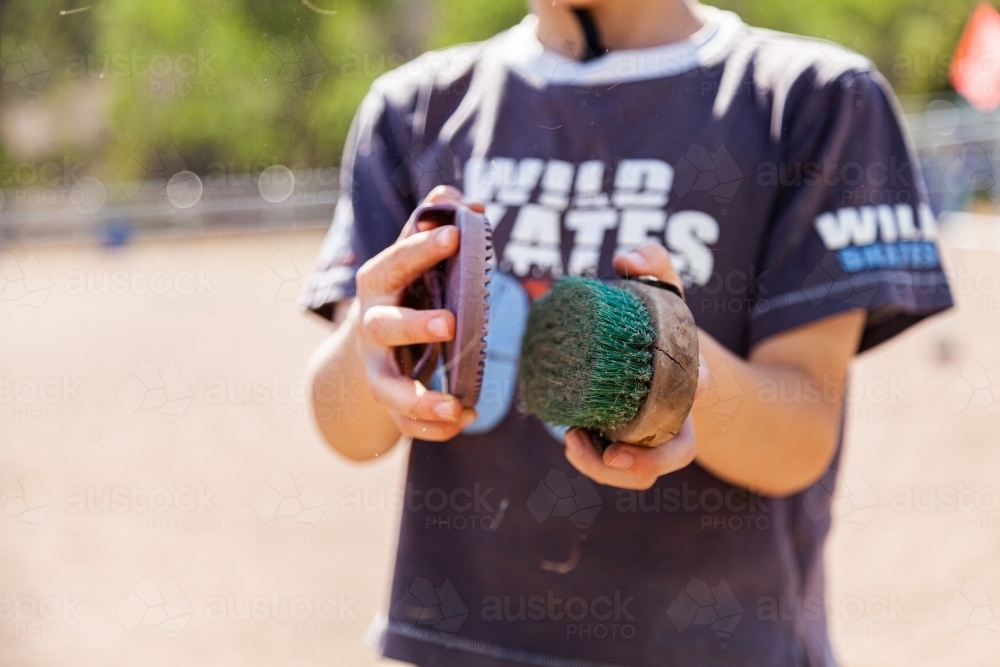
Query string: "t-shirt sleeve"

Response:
xmin=748 ymin=69 xmax=953 ymax=353
xmin=298 ymin=86 xmax=417 ymax=320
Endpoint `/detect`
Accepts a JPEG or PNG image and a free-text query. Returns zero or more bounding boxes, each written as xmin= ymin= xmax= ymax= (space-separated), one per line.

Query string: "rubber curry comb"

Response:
xmin=395 ymin=202 xmax=493 ymax=409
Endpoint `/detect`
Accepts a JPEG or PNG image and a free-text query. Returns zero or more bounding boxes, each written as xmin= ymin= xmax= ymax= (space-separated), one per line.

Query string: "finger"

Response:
xmin=415 ymin=186 xmax=467 ymax=233
xmin=613 ymin=242 xmax=683 ymax=294
xmin=417 ymin=219 xmax=442 ymax=232
xmin=357 ymin=226 xmax=459 ymax=298
xmin=603 ymin=417 xmax=697 ymax=477
xmin=425 ymin=185 xmax=463 ymax=204
xmin=564 ymin=430 xmax=658 ymax=490
xmin=696 ymin=352 xmax=713 ymax=397
xmin=417 ymin=201 xmax=487 ymax=233
xmin=363 ymin=306 xmax=455 ymax=347
xmin=393 ymin=410 xmax=477 ymax=441
xmin=368 ymin=368 xmax=465 ymax=422
xmin=415 ymin=193 xmax=486 ymax=232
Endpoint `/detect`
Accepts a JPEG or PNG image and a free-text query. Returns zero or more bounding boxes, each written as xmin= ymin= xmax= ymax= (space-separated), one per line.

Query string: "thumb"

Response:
xmin=613 ymin=242 xmax=683 ymax=294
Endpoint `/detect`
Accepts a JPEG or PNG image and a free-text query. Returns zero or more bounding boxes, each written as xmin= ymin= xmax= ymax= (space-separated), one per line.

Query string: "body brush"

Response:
xmin=519 ymin=276 xmax=699 ymax=446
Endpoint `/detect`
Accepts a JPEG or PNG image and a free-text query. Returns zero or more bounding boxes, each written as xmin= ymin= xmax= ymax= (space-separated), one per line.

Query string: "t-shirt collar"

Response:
xmin=500 ymin=5 xmax=746 ymax=87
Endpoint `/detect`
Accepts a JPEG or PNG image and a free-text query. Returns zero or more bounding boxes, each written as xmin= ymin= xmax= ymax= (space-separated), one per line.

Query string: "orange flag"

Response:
xmin=950 ymin=2 xmax=1000 ymax=112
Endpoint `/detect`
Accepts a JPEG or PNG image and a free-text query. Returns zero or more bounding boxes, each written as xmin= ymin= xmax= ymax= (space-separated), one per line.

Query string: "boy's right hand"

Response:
xmin=352 ymin=186 xmax=481 ymax=441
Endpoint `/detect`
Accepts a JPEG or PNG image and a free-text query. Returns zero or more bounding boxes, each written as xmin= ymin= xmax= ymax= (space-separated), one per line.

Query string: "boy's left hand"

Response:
xmin=564 ymin=417 xmax=696 ymax=490
xmin=562 ymin=242 xmax=699 ymax=490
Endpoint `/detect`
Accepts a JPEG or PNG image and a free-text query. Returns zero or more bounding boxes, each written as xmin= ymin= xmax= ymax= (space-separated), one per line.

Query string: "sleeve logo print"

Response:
xmin=813 ymin=203 xmax=941 ymax=273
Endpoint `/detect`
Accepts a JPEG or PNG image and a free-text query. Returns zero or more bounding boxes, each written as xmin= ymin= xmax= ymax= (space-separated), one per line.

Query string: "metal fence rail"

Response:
xmin=0 ymin=168 xmax=339 ymax=246
xmin=905 ymin=99 xmax=1000 ymax=215
xmin=2 ymin=101 xmax=999 ymax=247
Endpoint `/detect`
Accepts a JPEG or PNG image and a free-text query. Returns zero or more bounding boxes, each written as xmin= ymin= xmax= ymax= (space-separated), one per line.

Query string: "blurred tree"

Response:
xmin=0 ymin=0 xmax=990 ymax=176
xmin=714 ymin=0 xmax=983 ymax=96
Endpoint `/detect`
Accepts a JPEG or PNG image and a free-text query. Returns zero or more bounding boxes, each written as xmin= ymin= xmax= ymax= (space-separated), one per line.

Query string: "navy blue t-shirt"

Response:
xmin=300 ymin=8 xmax=952 ymax=667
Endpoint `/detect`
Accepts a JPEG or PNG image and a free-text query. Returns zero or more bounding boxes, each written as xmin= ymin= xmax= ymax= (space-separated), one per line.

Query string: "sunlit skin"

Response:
xmin=531 ymin=0 xmax=706 ymax=58
xmin=307 ymin=1 xmax=867 ymax=496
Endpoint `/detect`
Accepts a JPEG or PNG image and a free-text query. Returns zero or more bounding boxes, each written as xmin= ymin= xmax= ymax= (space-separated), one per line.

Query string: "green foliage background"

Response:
xmin=0 ymin=0 xmax=988 ymax=178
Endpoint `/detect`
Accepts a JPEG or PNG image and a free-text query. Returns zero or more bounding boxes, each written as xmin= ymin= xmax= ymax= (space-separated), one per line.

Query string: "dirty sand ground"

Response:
xmin=1 ymin=227 xmax=998 ymax=666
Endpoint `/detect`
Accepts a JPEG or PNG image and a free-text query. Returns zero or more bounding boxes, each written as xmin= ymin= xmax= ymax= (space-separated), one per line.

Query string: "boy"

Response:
xmin=300 ymin=1 xmax=953 ymax=664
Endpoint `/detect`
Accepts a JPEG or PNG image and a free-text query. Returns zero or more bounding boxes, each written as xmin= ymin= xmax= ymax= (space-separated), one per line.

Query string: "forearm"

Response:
xmin=691 ymin=331 xmax=845 ymax=497
xmin=561 ymin=246 xmax=864 ymax=493
xmin=307 ymin=300 xmax=401 ymax=460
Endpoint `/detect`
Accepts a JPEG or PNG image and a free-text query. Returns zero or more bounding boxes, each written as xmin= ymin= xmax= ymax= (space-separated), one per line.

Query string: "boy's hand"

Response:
xmin=565 ymin=418 xmax=696 ymax=491
xmin=353 ymin=185 xmax=484 ymax=441
xmin=563 ymin=243 xmax=700 ymax=489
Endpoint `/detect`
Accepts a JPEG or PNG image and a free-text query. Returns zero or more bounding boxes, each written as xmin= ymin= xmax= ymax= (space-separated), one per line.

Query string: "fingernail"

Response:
xmin=565 ymin=430 xmax=585 ymax=458
xmin=428 ymin=316 xmax=449 ymax=338
xmin=625 ymin=250 xmax=644 ymax=264
xmin=434 ymin=400 xmax=460 ymax=420
xmin=436 ymin=226 xmax=457 ymax=248
xmin=459 ymin=409 xmax=477 ymax=427
xmin=606 ymin=449 xmax=634 ymax=470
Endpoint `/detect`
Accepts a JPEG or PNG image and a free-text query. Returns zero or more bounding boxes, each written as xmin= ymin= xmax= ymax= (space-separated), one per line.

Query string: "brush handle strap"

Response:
xmin=629 ymin=276 xmax=683 ymax=300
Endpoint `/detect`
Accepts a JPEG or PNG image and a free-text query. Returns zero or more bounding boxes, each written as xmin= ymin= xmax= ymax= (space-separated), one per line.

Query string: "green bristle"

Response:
xmin=519 ymin=277 xmax=657 ymax=431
